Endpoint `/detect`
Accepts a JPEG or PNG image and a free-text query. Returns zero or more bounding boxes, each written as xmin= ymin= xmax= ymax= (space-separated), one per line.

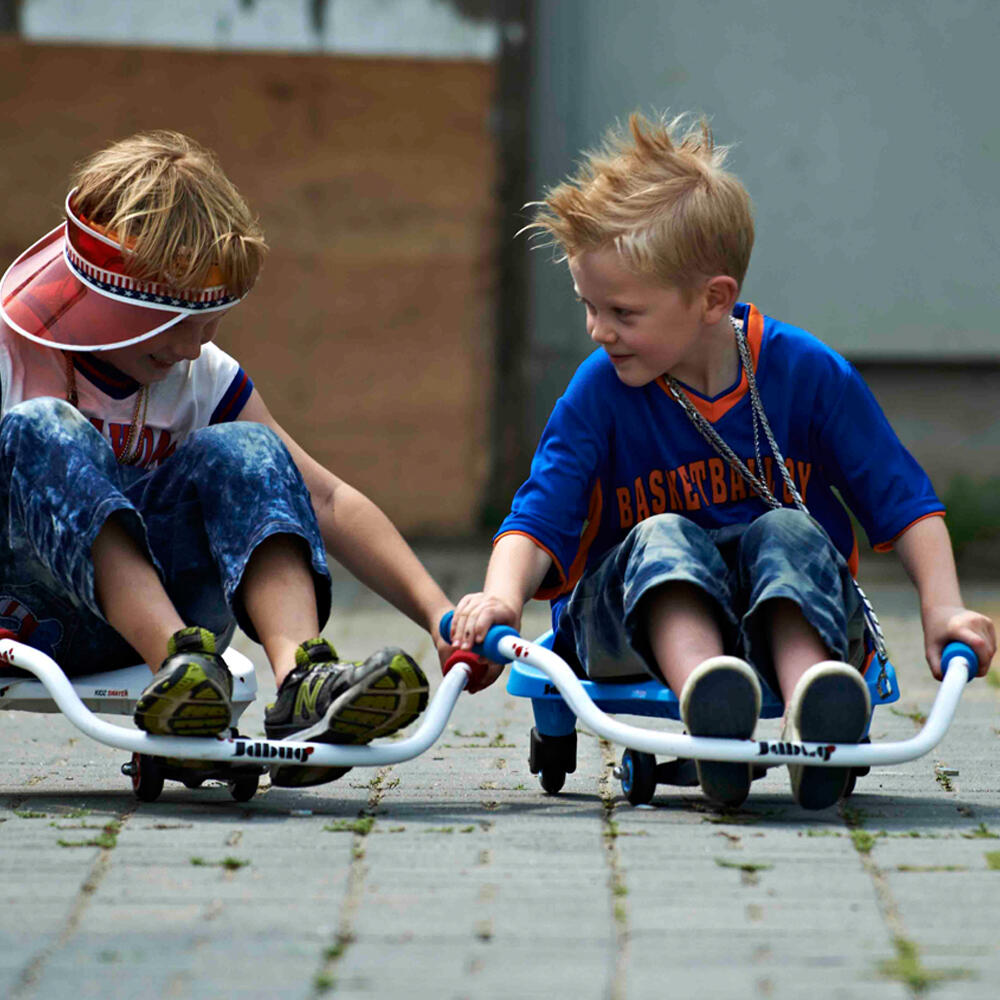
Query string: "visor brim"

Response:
xmin=0 ymin=224 xmax=233 ymax=352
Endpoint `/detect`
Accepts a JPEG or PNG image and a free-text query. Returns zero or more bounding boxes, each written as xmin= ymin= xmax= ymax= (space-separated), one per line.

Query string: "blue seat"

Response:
xmin=506 ymin=630 xmax=899 ymax=739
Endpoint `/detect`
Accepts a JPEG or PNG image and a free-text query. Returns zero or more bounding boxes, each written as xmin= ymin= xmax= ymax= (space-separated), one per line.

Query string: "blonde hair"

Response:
xmin=527 ymin=112 xmax=754 ymax=292
xmin=70 ymin=130 xmax=267 ymax=296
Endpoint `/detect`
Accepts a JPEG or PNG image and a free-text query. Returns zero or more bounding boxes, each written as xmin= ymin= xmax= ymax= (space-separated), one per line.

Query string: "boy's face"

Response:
xmin=100 ymin=313 xmax=223 ymax=384
xmin=569 ymin=247 xmax=707 ymax=388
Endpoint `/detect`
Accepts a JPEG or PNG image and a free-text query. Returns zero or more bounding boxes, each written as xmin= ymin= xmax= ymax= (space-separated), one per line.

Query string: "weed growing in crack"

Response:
xmin=190 ymin=856 xmax=249 ymax=871
xmin=58 ymin=820 xmax=121 ymax=849
xmin=878 ymin=936 xmax=971 ymax=993
xmin=324 ymin=816 xmax=376 ymax=835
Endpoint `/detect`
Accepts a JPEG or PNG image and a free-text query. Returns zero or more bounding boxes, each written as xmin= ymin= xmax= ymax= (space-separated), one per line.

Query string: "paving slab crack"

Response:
xmin=841 ymin=803 xmax=973 ymax=996
xmin=310 ymin=765 xmax=396 ymax=995
xmin=10 ymin=804 xmax=136 ymax=999
xmin=599 ymin=739 xmax=629 ymax=1000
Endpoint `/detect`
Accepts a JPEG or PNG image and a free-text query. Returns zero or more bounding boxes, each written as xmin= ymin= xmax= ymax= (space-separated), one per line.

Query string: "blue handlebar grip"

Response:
xmin=940 ymin=641 xmax=979 ymax=683
xmin=439 ymin=611 xmax=456 ymax=642
xmin=439 ymin=611 xmax=521 ymax=664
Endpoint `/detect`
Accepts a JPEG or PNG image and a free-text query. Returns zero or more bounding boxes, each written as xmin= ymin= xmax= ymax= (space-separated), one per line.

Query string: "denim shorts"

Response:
xmin=0 ymin=397 xmax=331 ymax=676
xmin=554 ymin=509 xmax=864 ymax=692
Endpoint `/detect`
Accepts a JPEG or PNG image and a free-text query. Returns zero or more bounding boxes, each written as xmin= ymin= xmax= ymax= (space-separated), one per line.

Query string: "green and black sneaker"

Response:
xmin=265 ymin=638 xmax=428 ymax=788
xmin=133 ymin=627 xmax=233 ymax=737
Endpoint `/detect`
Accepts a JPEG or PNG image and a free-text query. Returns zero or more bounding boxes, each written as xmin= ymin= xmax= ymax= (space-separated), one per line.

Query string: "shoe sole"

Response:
xmin=270 ymin=652 xmax=429 ymax=788
xmin=790 ymin=672 xmax=869 ymax=810
xmin=134 ymin=662 xmax=232 ymax=737
xmin=683 ymin=663 xmax=759 ymax=808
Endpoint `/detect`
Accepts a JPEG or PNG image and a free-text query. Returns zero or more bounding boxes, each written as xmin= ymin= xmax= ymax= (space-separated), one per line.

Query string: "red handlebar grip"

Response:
xmin=443 ymin=650 xmax=488 ymax=687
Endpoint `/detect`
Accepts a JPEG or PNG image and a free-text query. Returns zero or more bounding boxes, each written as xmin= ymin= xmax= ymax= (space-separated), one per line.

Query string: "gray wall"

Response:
xmin=524 ymin=1 xmax=1000 ymax=469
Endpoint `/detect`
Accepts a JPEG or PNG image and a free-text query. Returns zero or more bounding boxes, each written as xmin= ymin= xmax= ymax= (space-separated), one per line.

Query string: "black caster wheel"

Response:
xmin=844 ymin=737 xmax=871 ymax=799
xmin=539 ymin=767 xmax=566 ymax=795
xmin=529 ymin=727 xmax=577 ymax=795
xmin=230 ymin=774 xmax=260 ymax=802
xmin=125 ymin=752 xmax=164 ymax=802
xmin=620 ymin=748 xmax=657 ymax=806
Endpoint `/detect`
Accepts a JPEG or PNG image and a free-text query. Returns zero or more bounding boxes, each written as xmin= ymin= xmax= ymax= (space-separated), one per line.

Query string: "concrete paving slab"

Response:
xmin=1 ymin=549 xmax=999 ymax=999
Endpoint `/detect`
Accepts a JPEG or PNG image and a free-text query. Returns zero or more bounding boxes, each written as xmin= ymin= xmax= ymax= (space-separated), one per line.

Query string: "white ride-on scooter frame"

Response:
xmin=438 ymin=612 xmax=980 ymax=806
xmin=0 ymin=617 xmax=978 ymax=805
xmin=0 ymin=636 xmax=486 ymax=802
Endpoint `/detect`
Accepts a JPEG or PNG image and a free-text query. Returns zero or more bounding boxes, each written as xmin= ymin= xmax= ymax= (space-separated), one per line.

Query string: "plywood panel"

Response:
xmin=0 ymin=40 xmax=496 ymax=535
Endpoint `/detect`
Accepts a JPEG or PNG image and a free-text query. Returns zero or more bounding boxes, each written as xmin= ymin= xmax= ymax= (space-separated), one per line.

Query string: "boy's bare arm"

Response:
xmin=892 ymin=515 xmax=996 ymax=678
xmin=451 ymin=533 xmax=552 ymax=648
xmin=238 ymin=391 xmax=454 ymax=663
xmin=445 ymin=533 xmax=552 ymax=693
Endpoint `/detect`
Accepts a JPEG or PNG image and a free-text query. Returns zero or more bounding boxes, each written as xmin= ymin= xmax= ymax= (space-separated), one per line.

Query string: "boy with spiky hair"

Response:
xmin=0 ymin=131 xmax=454 ymax=787
xmin=450 ymin=112 xmax=995 ymax=809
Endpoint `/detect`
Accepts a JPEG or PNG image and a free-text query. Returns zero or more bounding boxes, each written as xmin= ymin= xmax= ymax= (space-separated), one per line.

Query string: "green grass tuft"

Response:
xmin=878 ymin=936 xmax=971 ymax=993
xmin=715 ymin=858 xmax=772 ymax=874
xmin=324 ymin=816 xmax=375 ymax=835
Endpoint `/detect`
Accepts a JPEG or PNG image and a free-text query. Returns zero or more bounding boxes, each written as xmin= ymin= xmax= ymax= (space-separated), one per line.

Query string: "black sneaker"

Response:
xmin=265 ymin=638 xmax=429 ymax=788
xmin=679 ymin=656 xmax=761 ymax=808
xmin=784 ymin=661 xmax=870 ymax=810
xmin=133 ymin=627 xmax=233 ymax=737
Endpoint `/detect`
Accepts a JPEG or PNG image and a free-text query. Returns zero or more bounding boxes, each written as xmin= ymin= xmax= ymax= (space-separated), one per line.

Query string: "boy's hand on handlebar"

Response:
xmin=449 ymin=593 xmax=518 ymax=694
xmin=450 ymin=592 xmax=521 ymax=650
xmin=923 ymin=605 xmax=996 ymax=679
xmin=432 ymin=616 xmax=501 ymax=692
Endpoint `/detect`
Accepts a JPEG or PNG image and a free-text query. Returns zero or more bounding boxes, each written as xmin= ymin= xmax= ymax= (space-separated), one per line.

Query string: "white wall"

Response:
xmin=21 ymin=0 xmax=499 ymax=59
xmin=527 ymin=0 xmax=1000 ymax=389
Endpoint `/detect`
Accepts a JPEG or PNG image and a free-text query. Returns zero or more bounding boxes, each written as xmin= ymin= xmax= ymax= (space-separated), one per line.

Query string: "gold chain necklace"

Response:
xmin=63 ymin=352 xmax=150 ymax=466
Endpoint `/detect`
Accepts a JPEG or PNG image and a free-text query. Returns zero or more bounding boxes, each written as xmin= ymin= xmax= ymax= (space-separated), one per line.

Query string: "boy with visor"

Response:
xmin=0 ymin=131 xmax=455 ymax=788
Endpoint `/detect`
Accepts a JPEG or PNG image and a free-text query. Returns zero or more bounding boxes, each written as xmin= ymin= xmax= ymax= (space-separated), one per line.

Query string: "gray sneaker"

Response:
xmin=784 ymin=661 xmax=871 ymax=810
xmin=265 ymin=638 xmax=428 ymax=787
xmin=680 ymin=656 xmax=761 ymax=808
xmin=133 ymin=627 xmax=233 ymax=737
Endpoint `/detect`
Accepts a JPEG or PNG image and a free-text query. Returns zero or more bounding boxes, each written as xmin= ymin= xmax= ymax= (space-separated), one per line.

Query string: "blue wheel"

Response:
xmin=621 ymin=748 xmax=656 ymax=806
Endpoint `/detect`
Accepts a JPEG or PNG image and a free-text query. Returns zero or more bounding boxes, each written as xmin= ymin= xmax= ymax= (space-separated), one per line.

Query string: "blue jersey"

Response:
xmin=497 ymin=303 xmax=942 ymax=624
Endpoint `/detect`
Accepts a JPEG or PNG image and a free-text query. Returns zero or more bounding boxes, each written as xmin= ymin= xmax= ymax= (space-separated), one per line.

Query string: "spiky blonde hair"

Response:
xmin=70 ymin=130 xmax=267 ymax=295
xmin=527 ymin=112 xmax=754 ymax=291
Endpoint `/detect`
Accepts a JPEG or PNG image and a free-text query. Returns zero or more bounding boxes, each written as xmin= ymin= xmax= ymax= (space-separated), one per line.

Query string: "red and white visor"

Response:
xmin=0 ymin=190 xmax=245 ymax=352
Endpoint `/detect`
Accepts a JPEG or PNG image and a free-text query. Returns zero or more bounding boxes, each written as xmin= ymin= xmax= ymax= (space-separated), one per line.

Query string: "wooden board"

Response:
xmin=0 ymin=40 xmax=496 ymax=535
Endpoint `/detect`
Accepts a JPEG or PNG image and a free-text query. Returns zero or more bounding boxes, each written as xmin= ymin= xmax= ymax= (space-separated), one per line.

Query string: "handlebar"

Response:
xmin=940 ymin=640 xmax=979 ymax=682
xmin=439 ymin=611 xmax=521 ymax=664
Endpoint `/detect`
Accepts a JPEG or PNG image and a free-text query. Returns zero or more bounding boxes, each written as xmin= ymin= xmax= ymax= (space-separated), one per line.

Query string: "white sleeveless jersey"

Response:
xmin=0 ymin=322 xmax=253 ymax=469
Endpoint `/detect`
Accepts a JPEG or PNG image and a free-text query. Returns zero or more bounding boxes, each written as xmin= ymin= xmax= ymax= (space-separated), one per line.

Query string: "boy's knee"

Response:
xmin=189 ymin=420 xmax=278 ymax=453
xmin=740 ymin=510 xmax=846 ymax=603
xmin=745 ymin=508 xmax=821 ymax=546
xmin=628 ymin=512 xmax=706 ymax=548
xmin=0 ymin=397 xmax=92 ymax=455
xmin=4 ymin=395 xmax=79 ymax=427
xmin=621 ymin=513 xmax=720 ymax=578
xmin=186 ymin=421 xmax=294 ymax=478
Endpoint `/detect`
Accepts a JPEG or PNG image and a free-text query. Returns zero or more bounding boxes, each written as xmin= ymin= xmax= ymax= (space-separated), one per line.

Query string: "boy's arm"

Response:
xmin=449 ymin=533 xmax=553 ymax=692
xmin=892 ymin=516 xmax=996 ymax=678
xmin=238 ymin=391 xmax=454 ymax=666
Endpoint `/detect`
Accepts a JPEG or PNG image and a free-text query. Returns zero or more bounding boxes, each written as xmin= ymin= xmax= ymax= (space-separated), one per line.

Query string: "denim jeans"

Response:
xmin=554 ymin=509 xmax=863 ymax=692
xmin=0 ymin=397 xmax=330 ymax=675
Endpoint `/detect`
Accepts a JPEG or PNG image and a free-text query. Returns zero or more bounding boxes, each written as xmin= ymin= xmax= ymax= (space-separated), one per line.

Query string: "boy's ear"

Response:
xmin=702 ymin=275 xmax=739 ymax=323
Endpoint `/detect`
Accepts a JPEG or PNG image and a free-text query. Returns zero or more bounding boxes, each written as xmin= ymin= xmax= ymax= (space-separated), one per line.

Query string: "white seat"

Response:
xmin=0 ymin=647 xmax=257 ymax=723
